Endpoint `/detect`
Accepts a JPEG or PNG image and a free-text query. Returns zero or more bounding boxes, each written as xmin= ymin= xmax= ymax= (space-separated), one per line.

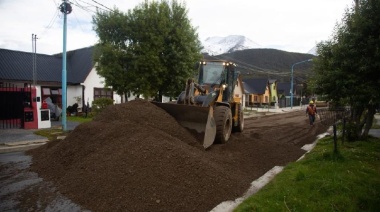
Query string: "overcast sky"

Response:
xmin=0 ymin=0 xmax=354 ymax=55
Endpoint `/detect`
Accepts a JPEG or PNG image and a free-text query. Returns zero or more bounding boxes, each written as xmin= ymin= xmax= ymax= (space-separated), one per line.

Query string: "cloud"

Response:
xmin=0 ymin=0 xmax=354 ymax=55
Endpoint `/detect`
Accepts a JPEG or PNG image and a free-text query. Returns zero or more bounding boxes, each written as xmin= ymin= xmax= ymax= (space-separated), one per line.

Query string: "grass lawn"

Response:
xmin=34 ymin=128 xmax=69 ymax=141
xmin=234 ymin=136 xmax=380 ymax=211
xmin=34 ymin=116 xmax=92 ymax=140
xmin=66 ymin=115 xmax=93 ymax=123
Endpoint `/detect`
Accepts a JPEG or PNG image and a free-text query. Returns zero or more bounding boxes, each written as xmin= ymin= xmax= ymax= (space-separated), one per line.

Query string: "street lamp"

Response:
xmin=291 ymin=59 xmax=312 ymax=109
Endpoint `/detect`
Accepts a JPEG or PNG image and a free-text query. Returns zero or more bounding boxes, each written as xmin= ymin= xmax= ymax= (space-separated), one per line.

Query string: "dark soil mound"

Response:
xmin=27 ymin=100 xmax=328 ymax=211
xmin=28 ymin=100 xmax=246 ymax=212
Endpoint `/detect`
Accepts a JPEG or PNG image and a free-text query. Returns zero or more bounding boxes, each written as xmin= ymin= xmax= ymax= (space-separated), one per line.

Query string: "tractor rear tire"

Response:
xmin=214 ymin=106 xmax=232 ymax=144
xmin=233 ymin=106 xmax=244 ymax=132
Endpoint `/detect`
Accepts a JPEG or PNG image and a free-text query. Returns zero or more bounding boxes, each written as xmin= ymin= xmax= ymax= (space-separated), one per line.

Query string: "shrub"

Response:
xmin=67 ymin=103 xmax=78 ymax=114
xmin=91 ymin=98 xmax=114 ymax=114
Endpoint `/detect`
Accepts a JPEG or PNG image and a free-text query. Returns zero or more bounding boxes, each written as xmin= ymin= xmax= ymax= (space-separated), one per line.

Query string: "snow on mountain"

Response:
xmin=201 ymin=35 xmax=261 ymax=55
xmin=307 ymin=46 xmax=317 ymax=55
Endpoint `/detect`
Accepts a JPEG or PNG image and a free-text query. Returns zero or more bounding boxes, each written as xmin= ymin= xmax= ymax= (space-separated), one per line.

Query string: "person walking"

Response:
xmin=306 ymin=101 xmax=317 ymax=126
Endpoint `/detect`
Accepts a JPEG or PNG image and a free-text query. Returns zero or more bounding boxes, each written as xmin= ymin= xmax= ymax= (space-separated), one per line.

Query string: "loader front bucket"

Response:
xmin=152 ymin=102 xmax=216 ymax=149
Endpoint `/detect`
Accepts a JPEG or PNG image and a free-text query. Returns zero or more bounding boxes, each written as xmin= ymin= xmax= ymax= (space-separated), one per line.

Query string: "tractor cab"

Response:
xmin=197 ymin=60 xmax=238 ymax=102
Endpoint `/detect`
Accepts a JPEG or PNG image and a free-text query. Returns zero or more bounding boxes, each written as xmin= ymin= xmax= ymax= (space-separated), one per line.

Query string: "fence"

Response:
xmin=318 ymin=107 xmax=351 ymax=126
xmin=317 ymin=106 xmax=351 ymax=152
xmin=0 ymin=83 xmax=32 ymax=129
xmin=279 ymin=97 xmax=304 ymax=108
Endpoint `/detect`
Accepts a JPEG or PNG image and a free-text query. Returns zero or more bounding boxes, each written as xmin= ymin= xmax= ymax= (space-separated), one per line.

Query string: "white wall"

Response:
xmin=12 ymin=66 xmax=140 ymax=109
xmin=81 ymin=67 xmax=139 ymax=107
xmin=67 ymin=85 xmax=82 ymax=107
xmin=234 ymin=78 xmax=245 ymax=108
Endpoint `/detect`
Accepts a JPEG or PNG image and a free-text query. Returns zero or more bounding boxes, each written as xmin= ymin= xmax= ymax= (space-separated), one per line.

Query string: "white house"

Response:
xmin=0 ymin=46 xmax=137 ymax=113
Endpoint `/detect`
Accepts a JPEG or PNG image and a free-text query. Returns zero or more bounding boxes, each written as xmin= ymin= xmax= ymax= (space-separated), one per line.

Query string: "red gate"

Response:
xmin=0 ymin=83 xmax=32 ymax=129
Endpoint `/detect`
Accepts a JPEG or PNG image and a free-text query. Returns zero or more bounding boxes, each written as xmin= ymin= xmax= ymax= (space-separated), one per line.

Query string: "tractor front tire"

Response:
xmin=214 ymin=106 xmax=232 ymax=144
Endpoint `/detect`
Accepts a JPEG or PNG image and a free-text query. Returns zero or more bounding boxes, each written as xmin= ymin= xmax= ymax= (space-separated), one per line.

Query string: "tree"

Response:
xmin=92 ymin=9 xmax=134 ymax=102
xmin=313 ymin=0 xmax=380 ymax=140
xmin=92 ymin=0 xmax=202 ymax=102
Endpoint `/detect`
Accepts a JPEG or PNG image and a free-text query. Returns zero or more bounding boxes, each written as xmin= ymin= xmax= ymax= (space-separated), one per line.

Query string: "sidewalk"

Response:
xmin=0 ymin=121 xmax=80 ymax=153
xmin=369 ymin=114 xmax=380 ymax=138
xmin=244 ymin=105 xmax=303 ymax=118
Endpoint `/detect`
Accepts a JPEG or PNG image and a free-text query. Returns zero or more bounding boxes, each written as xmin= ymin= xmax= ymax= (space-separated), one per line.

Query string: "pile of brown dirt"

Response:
xmin=27 ymin=100 xmax=329 ymax=211
xmin=28 ymin=100 xmax=245 ymax=211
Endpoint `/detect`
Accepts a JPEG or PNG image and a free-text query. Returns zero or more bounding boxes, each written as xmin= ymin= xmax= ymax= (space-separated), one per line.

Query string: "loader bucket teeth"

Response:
xmin=152 ymin=102 xmax=216 ymax=149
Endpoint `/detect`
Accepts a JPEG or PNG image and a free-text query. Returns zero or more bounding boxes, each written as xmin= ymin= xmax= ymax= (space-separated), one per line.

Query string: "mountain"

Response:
xmin=203 ymin=48 xmax=315 ymax=82
xmin=202 ymin=35 xmax=261 ymax=55
xmin=200 ymin=35 xmax=316 ymax=82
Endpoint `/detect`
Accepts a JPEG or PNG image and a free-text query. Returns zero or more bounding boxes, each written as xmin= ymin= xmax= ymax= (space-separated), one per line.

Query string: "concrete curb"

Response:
xmin=0 ymin=143 xmax=46 ymax=154
xmin=0 ymin=139 xmax=48 ymax=154
xmin=211 ymin=166 xmax=284 ymax=212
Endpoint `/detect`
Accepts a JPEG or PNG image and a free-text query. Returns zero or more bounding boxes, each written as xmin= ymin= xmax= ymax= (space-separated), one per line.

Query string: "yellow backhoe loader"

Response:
xmin=153 ymin=60 xmax=244 ymax=149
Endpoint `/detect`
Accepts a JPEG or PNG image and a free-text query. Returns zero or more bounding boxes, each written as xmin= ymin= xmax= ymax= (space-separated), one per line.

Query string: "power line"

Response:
xmin=69 ymin=0 xmax=97 ymax=13
xmin=91 ymin=0 xmax=113 ymax=12
xmin=74 ymin=0 xmax=102 ymax=12
xmin=76 ymin=0 xmax=97 ymax=8
xmin=213 ymin=54 xmax=273 ymax=73
xmin=45 ymin=9 xmax=60 ymax=30
xmin=37 ymin=4 xmax=60 ymax=39
xmin=211 ymin=55 xmax=287 ymax=76
xmin=71 ymin=9 xmax=89 ymax=33
xmin=211 ymin=53 xmax=314 ymax=78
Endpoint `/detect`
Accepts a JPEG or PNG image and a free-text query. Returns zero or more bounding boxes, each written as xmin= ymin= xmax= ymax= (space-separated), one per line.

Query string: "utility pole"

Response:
xmin=291 ymin=59 xmax=312 ymax=109
xmin=60 ymin=0 xmax=72 ymax=131
xmin=32 ymin=34 xmax=38 ymax=85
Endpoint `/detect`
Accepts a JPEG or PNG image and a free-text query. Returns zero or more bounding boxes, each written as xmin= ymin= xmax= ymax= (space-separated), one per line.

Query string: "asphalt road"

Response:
xmin=0 ymin=121 xmax=83 ymax=211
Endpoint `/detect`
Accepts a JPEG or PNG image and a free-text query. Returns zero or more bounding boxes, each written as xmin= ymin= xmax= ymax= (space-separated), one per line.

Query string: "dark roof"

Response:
xmin=277 ymin=82 xmax=292 ymax=96
xmin=242 ymin=78 xmax=268 ymax=94
xmin=0 ymin=46 xmax=94 ymax=84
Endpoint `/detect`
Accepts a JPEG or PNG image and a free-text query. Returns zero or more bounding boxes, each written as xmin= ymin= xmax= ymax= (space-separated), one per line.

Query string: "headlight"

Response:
xmin=222 ymin=84 xmax=228 ymax=89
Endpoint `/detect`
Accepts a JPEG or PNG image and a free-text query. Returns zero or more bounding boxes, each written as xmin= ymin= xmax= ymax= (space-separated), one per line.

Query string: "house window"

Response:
xmin=265 ymin=96 xmax=269 ymax=103
xmin=94 ymin=88 xmax=113 ymax=100
xmin=41 ymin=87 xmax=62 ymax=108
xmin=51 ymin=89 xmax=59 ymax=95
xmin=254 ymin=96 xmax=258 ymax=102
xmin=248 ymin=95 xmax=253 ymax=105
xmin=42 ymin=88 xmax=51 ymax=95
